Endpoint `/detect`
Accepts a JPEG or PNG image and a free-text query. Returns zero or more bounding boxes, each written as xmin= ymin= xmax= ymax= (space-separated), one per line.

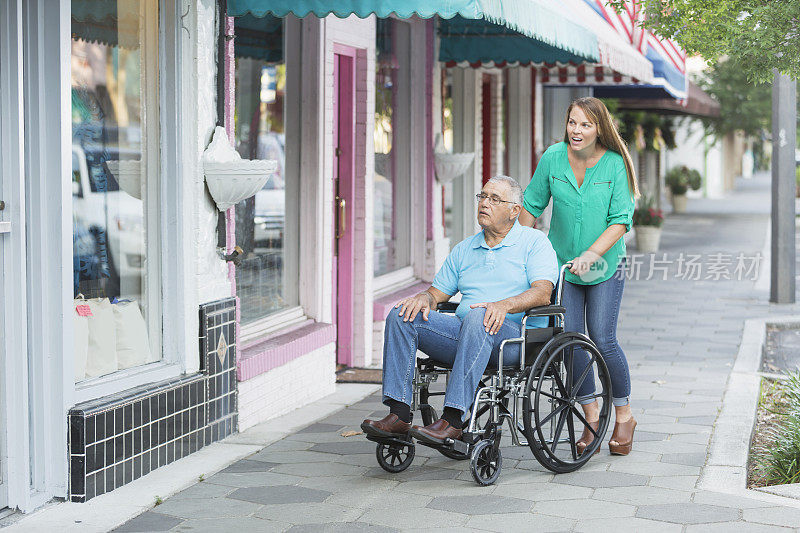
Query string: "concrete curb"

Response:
xmin=699 ymin=315 xmax=800 ymax=507
xmin=5 ymin=383 xmax=380 ymax=532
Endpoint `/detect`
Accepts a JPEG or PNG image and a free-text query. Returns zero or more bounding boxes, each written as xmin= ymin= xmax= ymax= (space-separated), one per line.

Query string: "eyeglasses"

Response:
xmin=475 ymin=193 xmax=518 ymax=206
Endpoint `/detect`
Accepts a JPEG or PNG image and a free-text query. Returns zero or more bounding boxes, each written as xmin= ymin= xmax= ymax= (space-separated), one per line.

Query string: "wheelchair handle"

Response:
xmin=555 ymin=262 xmax=572 ymax=306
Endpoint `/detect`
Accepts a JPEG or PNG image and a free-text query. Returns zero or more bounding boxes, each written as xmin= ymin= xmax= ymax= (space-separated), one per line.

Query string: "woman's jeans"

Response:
xmin=563 ymin=265 xmax=630 ymax=407
xmin=381 ymin=307 xmax=521 ymax=415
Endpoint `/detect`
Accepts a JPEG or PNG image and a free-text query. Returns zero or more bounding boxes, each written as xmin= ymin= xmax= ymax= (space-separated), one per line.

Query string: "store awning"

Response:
xmin=71 ymin=0 xmax=140 ymax=49
xmin=596 ymin=80 xmax=720 ymax=118
xmin=227 ymin=0 xmax=599 ymax=62
xmin=560 ymin=0 xmax=652 ymax=82
xmin=438 ymin=17 xmax=594 ymax=66
xmin=583 ymin=0 xmax=686 ymax=99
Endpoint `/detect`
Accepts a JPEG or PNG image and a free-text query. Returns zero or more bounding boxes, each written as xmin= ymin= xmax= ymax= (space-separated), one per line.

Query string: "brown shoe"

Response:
xmin=361 ymin=413 xmax=411 ymax=438
xmin=576 ymin=420 xmax=601 ymax=456
xmin=608 ymin=418 xmax=637 ymax=456
xmin=409 ymin=419 xmax=462 ymax=444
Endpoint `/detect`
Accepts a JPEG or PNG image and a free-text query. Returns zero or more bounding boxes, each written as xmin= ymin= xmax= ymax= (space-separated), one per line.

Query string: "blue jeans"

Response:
xmin=563 ymin=264 xmax=630 ymax=407
xmin=381 ymin=307 xmax=521 ymax=415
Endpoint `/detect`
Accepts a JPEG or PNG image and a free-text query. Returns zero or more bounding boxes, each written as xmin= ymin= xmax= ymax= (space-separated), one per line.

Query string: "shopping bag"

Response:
xmin=113 ymin=299 xmax=154 ymax=369
xmin=84 ymin=298 xmax=118 ymax=378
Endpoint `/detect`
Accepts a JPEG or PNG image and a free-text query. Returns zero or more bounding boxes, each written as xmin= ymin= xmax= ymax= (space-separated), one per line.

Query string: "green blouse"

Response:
xmin=522 ymin=142 xmax=634 ymax=286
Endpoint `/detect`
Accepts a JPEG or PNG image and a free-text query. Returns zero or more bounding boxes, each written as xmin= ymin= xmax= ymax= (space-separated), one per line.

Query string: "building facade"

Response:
xmin=0 ymin=0 xmax=669 ymax=511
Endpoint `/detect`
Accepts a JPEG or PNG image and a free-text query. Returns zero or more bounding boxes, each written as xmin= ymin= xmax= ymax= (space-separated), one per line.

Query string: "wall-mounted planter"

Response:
xmin=105 ymin=160 xmax=142 ymax=200
xmin=202 ymin=126 xmax=277 ymax=211
xmin=434 ymin=152 xmax=474 ymax=184
xmin=204 ymin=160 xmax=278 ymax=211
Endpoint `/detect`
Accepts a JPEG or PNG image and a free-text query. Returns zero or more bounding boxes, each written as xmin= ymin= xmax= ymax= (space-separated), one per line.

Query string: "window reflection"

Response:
xmin=234 ymin=15 xmax=298 ymax=324
xmin=71 ymin=0 xmax=159 ymax=381
xmin=374 ymin=19 xmax=411 ymax=277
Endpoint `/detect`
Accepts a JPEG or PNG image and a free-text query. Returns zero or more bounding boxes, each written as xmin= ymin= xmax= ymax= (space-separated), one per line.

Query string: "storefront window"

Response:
xmin=441 ymin=68 xmax=455 ymax=240
xmin=234 ymin=16 xmax=299 ymax=324
xmin=71 ymin=0 xmax=161 ymax=382
xmin=373 ymin=19 xmax=411 ymax=278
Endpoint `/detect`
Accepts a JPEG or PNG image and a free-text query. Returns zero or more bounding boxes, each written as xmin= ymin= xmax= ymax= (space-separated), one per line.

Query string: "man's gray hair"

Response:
xmin=487 ymin=175 xmax=523 ymax=205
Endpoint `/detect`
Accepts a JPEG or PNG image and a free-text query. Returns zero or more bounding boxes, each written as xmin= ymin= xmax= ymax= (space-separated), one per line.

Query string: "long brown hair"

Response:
xmin=563 ymin=97 xmax=640 ymax=199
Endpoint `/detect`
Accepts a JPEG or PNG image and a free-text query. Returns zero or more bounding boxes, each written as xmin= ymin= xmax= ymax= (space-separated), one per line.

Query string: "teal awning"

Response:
xmin=234 ymin=14 xmax=284 ymax=61
xmin=71 ymin=0 xmax=140 ymax=49
xmin=439 ymin=16 xmax=589 ymax=65
xmin=228 ymin=0 xmax=599 ymax=62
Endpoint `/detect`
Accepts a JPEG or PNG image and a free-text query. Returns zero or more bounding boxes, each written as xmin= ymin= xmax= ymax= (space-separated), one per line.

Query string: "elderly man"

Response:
xmin=362 ymin=176 xmax=558 ymax=444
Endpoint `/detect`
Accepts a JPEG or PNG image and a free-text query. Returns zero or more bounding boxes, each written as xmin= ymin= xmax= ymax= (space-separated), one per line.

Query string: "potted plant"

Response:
xmin=665 ymin=165 xmax=702 ymax=213
xmin=633 ymin=194 xmax=664 ymax=253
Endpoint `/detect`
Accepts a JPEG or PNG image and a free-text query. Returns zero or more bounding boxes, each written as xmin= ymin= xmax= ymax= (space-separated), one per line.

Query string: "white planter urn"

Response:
xmin=434 ymin=152 xmax=475 ymax=184
xmin=105 ymin=160 xmax=142 ymax=200
xmin=203 ymin=127 xmax=278 ymax=211
xmin=635 ymin=226 xmax=662 ymax=253
xmin=671 ymin=193 xmax=687 ymax=213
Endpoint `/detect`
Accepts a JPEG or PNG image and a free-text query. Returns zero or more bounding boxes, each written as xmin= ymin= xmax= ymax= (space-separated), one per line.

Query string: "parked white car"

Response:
xmin=72 ymin=144 xmax=144 ymax=297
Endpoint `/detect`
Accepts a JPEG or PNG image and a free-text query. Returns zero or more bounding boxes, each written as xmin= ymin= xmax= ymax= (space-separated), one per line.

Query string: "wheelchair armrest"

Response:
xmin=525 ymin=305 xmax=566 ymax=317
xmin=437 ymin=302 xmax=459 ymax=313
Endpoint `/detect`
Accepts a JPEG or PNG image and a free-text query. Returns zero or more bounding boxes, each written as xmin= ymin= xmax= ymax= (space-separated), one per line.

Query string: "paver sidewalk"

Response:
xmin=117 ymin=173 xmax=800 ymax=532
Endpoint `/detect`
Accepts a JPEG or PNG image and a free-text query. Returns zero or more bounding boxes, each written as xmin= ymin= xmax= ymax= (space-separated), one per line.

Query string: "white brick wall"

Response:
xmin=238 ymin=343 xmax=337 ymax=431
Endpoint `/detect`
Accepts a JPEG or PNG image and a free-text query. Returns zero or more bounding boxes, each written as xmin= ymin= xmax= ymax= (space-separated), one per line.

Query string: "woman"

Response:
xmin=518 ymin=97 xmax=639 ymax=455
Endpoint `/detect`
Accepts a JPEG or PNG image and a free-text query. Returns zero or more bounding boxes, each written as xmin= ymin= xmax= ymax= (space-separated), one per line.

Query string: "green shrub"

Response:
xmin=754 ymin=371 xmax=800 ymax=485
xmin=665 ymin=165 xmax=702 ymax=195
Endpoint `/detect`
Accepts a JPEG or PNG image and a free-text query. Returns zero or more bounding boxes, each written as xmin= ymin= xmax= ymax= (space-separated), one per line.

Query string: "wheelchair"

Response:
xmin=366 ymin=263 xmax=613 ymax=485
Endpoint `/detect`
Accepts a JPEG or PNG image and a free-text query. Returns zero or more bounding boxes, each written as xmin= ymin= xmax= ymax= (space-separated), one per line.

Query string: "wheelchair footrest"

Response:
xmin=365 ymin=434 xmax=413 ymax=447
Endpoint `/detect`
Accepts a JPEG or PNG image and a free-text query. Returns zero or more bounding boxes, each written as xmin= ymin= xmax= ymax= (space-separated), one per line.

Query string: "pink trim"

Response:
xmin=223 ymin=15 xmax=241 ymax=366
xmin=237 ymin=322 xmax=337 ymax=381
xmin=425 ymin=20 xmax=435 ymax=241
xmin=372 ymin=281 xmax=430 ymax=322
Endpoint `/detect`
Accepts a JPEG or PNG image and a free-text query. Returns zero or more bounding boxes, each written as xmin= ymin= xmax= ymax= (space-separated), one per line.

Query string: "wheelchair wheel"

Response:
xmin=522 ymin=332 xmax=612 ymax=474
xmin=470 ymin=439 xmax=502 ymax=486
xmin=375 ymin=441 xmax=415 ymax=473
xmin=419 ymin=386 xmax=470 ymax=460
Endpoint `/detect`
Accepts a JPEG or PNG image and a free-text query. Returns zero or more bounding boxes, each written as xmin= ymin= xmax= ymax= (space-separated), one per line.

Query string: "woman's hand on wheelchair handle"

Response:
xmin=470 ymin=301 xmax=511 ymax=335
xmin=395 ymin=293 xmax=433 ymax=322
xmin=568 ymin=250 xmax=601 ymax=276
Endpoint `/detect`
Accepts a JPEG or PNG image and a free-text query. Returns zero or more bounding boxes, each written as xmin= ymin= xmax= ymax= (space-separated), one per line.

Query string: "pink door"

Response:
xmin=333 ymin=48 xmax=356 ymax=367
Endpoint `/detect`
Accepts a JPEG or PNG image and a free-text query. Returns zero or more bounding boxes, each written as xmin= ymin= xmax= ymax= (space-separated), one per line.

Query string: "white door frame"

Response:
xmin=2 ymin=0 xmax=72 ymax=512
xmin=22 ymin=0 xmax=72 ymax=508
xmin=0 ymin=0 xmax=31 ymax=512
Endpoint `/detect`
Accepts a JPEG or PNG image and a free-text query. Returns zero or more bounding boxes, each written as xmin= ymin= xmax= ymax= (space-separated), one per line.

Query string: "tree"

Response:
xmin=610 ymin=0 xmax=800 ymax=83
xmin=697 ymin=58 xmax=772 ymax=139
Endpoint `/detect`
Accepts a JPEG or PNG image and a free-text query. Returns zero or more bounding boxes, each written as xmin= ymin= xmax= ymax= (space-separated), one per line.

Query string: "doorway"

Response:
xmin=333 ymin=47 xmax=356 ymax=367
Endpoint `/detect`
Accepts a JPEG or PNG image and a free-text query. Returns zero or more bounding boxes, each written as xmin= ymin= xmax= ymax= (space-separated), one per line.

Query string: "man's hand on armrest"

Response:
xmin=394 ymin=286 xmax=451 ymax=323
xmin=470 ymin=280 xmax=553 ymax=335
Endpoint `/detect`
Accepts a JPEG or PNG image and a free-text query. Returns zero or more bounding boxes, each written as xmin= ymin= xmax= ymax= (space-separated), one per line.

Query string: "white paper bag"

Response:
xmin=84 ymin=298 xmax=118 ymax=378
xmin=113 ymin=300 xmax=154 ymax=369
xmin=73 ymin=306 xmax=89 ymax=382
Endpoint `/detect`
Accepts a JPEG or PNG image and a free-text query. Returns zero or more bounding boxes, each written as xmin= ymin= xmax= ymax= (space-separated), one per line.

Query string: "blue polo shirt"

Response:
xmin=432 ymin=221 xmax=559 ymax=328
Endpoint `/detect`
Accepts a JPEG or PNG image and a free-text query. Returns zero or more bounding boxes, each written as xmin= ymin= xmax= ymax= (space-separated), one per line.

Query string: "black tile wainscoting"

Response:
xmin=68 ymin=297 xmax=238 ymax=502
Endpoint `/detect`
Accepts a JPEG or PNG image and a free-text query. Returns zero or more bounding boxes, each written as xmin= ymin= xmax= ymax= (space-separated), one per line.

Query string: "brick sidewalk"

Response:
xmin=116 ymin=173 xmax=800 ymax=532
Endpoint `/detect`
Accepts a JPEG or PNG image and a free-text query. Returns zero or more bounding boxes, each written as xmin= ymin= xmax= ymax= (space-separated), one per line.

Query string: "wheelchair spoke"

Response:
xmin=539 ymin=402 xmax=568 ymax=427
xmin=550 ymin=407 xmax=569 ymax=454
xmin=565 ymin=408 xmax=578 ymax=461
xmin=536 ymin=390 xmax=569 ymax=404
xmin=570 ymin=406 xmax=600 ymax=438
xmin=548 ymin=363 xmax=570 ymax=399
xmin=571 ymin=355 xmax=596 ymax=399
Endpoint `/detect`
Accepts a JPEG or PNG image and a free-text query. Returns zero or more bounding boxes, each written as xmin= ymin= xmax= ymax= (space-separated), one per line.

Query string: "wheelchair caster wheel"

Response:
xmin=470 ymin=439 xmax=502 ymax=486
xmin=376 ymin=441 xmax=415 ymax=473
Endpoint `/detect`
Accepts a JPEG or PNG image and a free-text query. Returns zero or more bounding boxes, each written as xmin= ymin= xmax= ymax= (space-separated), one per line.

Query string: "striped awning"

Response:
xmin=584 ymin=0 xmax=686 ymax=99
xmin=227 ymin=0 xmax=599 ymax=63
